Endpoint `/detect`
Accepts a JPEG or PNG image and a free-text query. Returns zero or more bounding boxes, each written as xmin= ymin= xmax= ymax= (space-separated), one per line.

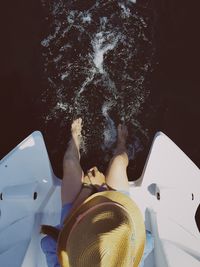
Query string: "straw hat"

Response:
xmin=57 ymin=190 xmax=145 ymax=267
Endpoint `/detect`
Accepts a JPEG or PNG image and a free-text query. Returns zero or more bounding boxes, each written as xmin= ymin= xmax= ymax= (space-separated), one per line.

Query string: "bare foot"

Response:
xmin=71 ymin=118 xmax=82 ymax=150
xmin=117 ymin=123 xmax=128 ymax=146
xmin=113 ymin=123 xmax=128 ymax=156
xmin=113 ymin=123 xmax=128 ymax=155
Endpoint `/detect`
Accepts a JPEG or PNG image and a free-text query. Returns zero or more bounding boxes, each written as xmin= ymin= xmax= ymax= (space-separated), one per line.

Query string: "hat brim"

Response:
xmin=58 ymin=190 xmax=146 ymax=267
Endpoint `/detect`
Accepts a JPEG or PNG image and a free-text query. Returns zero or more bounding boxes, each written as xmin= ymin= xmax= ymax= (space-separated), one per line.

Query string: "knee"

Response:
xmin=113 ymin=153 xmax=128 ymax=167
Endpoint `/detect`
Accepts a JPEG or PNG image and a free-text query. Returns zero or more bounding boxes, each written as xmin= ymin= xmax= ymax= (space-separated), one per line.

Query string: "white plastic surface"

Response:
xmin=0 ymin=131 xmax=61 ymax=267
xmin=129 ymin=132 xmax=200 ymax=266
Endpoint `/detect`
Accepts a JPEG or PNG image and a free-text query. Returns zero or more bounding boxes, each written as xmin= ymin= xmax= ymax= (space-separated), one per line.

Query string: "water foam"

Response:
xmin=102 ymin=101 xmax=117 ymax=149
xmin=40 ymin=0 xmax=155 ymax=173
xmin=92 ymin=32 xmax=119 ymax=74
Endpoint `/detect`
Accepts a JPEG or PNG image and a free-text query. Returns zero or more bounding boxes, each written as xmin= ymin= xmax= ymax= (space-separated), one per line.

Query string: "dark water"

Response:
xmin=0 ymin=0 xmax=200 ymax=182
xmin=39 ymin=0 xmax=157 ymax=180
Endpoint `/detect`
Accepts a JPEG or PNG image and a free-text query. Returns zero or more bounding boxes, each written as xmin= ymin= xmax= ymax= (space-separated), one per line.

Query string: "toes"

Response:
xmin=117 ymin=123 xmax=128 ymax=139
xmin=118 ymin=124 xmax=122 ymax=131
xmin=71 ymin=118 xmax=82 ymax=130
xmin=117 ymin=123 xmax=126 ymax=131
xmin=77 ymin=118 xmax=82 ymax=128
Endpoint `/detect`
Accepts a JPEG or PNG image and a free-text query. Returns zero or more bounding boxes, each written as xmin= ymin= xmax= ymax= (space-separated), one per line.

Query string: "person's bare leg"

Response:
xmin=105 ymin=124 xmax=130 ymax=191
xmin=61 ymin=118 xmax=84 ymax=205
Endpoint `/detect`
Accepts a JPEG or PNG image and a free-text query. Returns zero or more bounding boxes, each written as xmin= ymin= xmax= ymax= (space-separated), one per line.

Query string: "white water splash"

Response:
xmin=61 ymin=72 xmax=69 ymax=81
xmin=40 ymin=0 xmax=154 ymax=163
xmin=92 ymin=31 xmax=119 ymax=74
xmin=56 ymin=102 xmax=68 ymax=111
xmin=79 ymin=29 xmax=120 ymax=94
xmin=78 ymin=70 xmax=95 ymax=95
xmin=82 ymin=12 xmax=92 ymax=23
xmin=102 ymin=101 xmax=117 ymax=149
xmin=118 ymin=2 xmax=131 ymax=17
xmin=41 ymin=23 xmax=61 ymax=47
xmin=67 ymin=11 xmax=77 ymax=24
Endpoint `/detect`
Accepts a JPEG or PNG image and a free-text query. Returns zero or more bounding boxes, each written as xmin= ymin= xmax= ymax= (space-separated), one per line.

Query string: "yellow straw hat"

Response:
xmin=57 ymin=190 xmax=145 ymax=267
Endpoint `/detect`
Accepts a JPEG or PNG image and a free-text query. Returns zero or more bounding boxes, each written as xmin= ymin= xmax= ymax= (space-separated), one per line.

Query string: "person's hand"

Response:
xmin=83 ymin=166 xmax=106 ymax=186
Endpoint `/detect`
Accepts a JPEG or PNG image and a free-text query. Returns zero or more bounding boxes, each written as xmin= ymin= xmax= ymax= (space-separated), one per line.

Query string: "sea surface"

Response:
xmin=0 ymin=0 xmax=200 ymax=182
xmin=39 ymin=0 xmax=157 ymax=179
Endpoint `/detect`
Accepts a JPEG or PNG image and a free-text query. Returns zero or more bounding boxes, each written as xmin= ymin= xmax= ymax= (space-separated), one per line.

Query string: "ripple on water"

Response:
xmin=40 ymin=0 xmax=156 ymax=178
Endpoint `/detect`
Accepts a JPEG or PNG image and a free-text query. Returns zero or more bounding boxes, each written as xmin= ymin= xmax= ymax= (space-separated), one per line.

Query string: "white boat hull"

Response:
xmin=0 ymin=131 xmax=199 ymax=266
